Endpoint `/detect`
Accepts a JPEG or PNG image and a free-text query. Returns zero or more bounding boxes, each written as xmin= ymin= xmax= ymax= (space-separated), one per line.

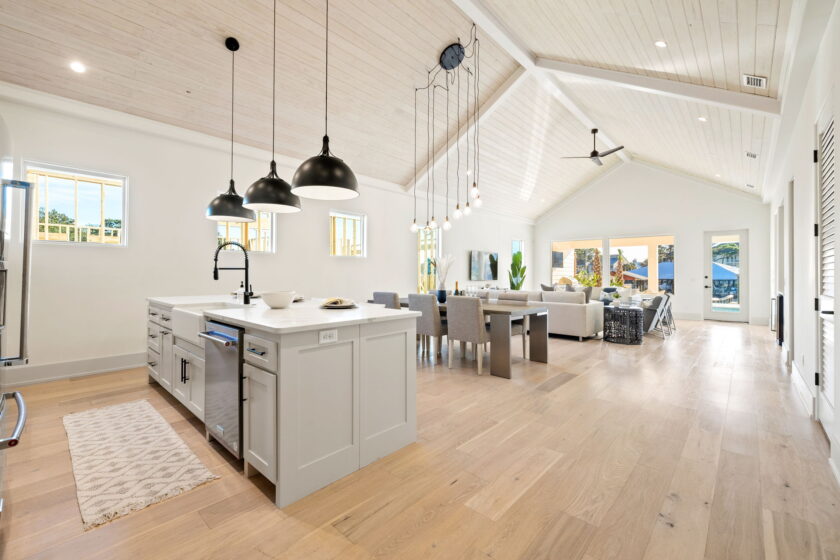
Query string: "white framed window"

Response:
xmin=25 ymin=162 xmax=127 ymax=246
xmin=512 ymin=239 xmax=524 ymax=258
xmin=217 ymin=212 xmax=274 ymax=253
xmin=329 ymin=210 xmax=366 ymax=257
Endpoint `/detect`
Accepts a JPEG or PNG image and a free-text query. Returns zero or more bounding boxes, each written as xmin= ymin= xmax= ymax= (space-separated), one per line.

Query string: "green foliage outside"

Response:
xmin=508 ymin=251 xmax=526 ymax=290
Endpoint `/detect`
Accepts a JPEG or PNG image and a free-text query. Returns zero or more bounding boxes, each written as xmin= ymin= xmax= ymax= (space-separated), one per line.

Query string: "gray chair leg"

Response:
xmin=477 ymin=349 xmax=483 ymax=375
xmin=448 ymin=340 xmax=453 ymax=368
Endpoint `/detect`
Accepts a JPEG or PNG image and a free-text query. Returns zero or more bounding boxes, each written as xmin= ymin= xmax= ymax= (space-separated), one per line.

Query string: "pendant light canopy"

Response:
xmin=291 ymin=0 xmax=359 ymax=200
xmin=207 ymin=37 xmax=256 ymax=223
xmin=243 ymin=0 xmax=301 ymax=213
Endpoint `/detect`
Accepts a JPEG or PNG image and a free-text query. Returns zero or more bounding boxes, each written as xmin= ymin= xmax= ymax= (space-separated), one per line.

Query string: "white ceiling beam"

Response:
xmin=407 ymin=66 xmax=528 ymax=191
xmin=535 ymin=57 xmax=781 ymax=117
xmin=450 ymin=0 xmax=629 ymax=162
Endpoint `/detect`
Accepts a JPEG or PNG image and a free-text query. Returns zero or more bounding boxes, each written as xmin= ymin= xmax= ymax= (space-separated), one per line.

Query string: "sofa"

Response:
xmin=480 ymin=288 xmax=603 ymax=340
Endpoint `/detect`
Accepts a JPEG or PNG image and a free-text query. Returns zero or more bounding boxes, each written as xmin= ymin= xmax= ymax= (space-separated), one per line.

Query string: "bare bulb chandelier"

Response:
xmin=410 ymin=25 xmax=481 ymax=232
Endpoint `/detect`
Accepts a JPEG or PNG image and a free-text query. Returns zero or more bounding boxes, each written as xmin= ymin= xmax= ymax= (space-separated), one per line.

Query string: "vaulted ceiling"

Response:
xmin=0 ymin=0 xmax=795 ymax=220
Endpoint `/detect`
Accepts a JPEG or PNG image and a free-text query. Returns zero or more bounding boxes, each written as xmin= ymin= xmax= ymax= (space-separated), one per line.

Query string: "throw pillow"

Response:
xmin=565 ymin=284 xmax=575 ymax=292
xmin=581 ymin=286 xmax=592 ymax=303
xmin=540 ymin=283 xmax=555 ymax=291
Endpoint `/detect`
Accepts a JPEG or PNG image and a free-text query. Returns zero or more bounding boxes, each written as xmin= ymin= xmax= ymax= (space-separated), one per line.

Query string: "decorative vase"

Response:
xmin=436 ymin=289 xmax=447 ymax=303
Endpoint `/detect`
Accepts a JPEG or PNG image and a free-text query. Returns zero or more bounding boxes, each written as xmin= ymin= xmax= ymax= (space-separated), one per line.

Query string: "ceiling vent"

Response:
xmin=746 ymin=183 xmax=756 ymax=189
xmin=746 ymin=151 xmax=758 ymax=159
xmin=742 ymin=74 xmax=767 ymax=89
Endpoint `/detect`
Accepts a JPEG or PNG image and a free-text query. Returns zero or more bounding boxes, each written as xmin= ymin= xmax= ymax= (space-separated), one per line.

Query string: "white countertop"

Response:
xmin=147 ymin=294 xmax=245 ymax=309
xmin=149 ymin=295 xmax=419 ymax=334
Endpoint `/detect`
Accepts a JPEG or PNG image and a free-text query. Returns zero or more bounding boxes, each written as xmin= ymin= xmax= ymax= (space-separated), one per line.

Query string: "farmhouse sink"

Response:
xmin=171 ymin=301 xmax=251 ymax=347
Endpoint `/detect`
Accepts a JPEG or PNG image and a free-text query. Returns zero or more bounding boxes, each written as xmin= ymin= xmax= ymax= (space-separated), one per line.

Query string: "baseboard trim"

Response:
xmin=830 ymin=455 xmax=840 ymax=489
xmin=791 ymin=360 xmax=815 ymax=418
xmin=1 ymin=352 xmax=145 ymax=387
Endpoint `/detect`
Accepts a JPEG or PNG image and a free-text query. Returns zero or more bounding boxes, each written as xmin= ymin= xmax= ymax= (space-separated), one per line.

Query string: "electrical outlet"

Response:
xmin=319 ymin=329 xmax=338 ymax=344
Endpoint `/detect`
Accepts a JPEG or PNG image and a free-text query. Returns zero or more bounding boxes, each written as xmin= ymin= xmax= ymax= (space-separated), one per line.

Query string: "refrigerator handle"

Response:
xmin=17 ymin=180 xmax=32 ymax=364
xmin=0 ymin=391 xmax=27 ymax=449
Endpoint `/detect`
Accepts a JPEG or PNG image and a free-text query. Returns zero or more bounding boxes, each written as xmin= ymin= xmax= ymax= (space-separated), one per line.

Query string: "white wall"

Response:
xmin=766 ymin=0 xmax=839 ymax=474
xmin=535 ymin=161 xmax=771 ymax=324
xmin=0 ymin=88 xmax=529 ymax=383
xmin=442 ymin=212 xmax=534 ymax=291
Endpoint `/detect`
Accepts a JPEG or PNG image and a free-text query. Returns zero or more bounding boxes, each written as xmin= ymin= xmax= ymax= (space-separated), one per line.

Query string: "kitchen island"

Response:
xmin=146 ymin=296 xmax=419 ymax=508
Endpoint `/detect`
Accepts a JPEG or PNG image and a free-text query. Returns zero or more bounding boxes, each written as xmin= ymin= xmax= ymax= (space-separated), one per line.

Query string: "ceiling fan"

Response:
xmin=562 ymin=128 xmax=624 ymax=166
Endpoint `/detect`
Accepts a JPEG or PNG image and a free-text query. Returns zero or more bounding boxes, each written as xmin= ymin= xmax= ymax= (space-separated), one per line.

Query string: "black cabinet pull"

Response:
xmin=246 ymin=347 xmax=267 ymax=356
xmin=821 ymin=310 xmax=834 ymax=315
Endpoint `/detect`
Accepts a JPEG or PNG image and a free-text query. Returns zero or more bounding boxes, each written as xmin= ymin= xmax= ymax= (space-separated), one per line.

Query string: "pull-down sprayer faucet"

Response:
xmin=213 ymin=241 xmax=251 ymax=304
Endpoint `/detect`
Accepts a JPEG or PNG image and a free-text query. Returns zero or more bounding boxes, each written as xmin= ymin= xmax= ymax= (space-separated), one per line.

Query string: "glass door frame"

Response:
xmin=704 ymin=229 xmax=749 ymax=322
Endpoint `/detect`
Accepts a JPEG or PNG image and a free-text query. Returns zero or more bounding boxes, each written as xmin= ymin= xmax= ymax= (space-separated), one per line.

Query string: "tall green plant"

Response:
xmin=508 ymin=251 xmax=526 ymax=290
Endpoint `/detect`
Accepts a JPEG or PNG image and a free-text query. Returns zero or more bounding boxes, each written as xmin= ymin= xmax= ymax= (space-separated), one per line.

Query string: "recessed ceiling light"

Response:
xmin=69 ymin=61 xmax=86 ymax=73
xmin=654 ymin=40 xmax=667 ymax=48
xmin=715 ymin=173 xmax=721 ymax=178
xmin=697 ymin=116 xmax=707 ymax=122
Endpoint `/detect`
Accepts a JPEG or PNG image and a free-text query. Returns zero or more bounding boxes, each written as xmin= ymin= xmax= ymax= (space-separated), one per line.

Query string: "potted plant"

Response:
xmin=611 ymin=292 xmax=621 ymax=307
xmin=508 ymin=251 xmax=526 ymax=290
xmin=431 ymin=254 xmax=454 ymax=303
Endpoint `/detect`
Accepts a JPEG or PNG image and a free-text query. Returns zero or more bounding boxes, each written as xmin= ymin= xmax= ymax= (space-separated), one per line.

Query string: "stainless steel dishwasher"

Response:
xmin=200 ymin=320 xmax=244 ymax=459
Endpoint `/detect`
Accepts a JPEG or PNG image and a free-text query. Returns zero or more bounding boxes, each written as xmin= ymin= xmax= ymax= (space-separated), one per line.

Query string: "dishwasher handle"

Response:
xmin=0 ymin=391 xmax=27 ymax=449
xmin=199 ymin=331 xmax=236 ymax=347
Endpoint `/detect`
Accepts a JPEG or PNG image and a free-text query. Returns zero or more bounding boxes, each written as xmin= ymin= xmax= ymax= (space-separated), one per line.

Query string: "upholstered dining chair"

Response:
xmin=446 ymin=296 xmax=490 ymax=374
xmin=372 ymin=291 xmax=401 ymax=310
xmin=497 ymin=292 xmax=529 ymax=358
xmin=408 ymin=293 xmax=447 ymax=356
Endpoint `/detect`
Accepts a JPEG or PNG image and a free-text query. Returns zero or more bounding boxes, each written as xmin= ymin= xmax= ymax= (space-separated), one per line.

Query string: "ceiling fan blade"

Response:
xmin=597 ymin=145 xmax=624 ymax=157
xmin=561 ymin=156 xmax=592 ymax=159
xmin=591 ymin=157 xmax=603 ymax=166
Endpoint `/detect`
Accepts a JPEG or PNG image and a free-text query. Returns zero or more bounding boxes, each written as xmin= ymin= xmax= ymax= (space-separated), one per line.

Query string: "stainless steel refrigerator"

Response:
xmin=0 ymin=171 xmax=32 ymax=535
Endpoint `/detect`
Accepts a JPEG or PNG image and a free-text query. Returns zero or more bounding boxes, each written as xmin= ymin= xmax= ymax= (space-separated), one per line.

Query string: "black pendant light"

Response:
xmin=206 ymin=37 xmax=256 ymax=223
xmin=243 ymin=0 xmax=301 ymax=213
xmin=291 ymin=0 xmax=359 ymax=200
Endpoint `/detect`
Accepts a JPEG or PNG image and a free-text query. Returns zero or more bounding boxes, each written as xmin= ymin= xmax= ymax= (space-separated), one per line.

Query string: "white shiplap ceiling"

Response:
xmin=0 ymin=0 xmax=796 ymax=219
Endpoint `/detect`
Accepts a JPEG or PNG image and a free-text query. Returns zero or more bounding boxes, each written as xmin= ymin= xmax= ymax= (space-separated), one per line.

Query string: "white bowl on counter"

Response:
xmin=261 ymin=291 xmax=296 ymax=309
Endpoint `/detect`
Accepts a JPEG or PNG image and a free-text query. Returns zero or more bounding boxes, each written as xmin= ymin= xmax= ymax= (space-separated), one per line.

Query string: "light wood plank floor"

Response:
xmin=3 ymin=320 xmax=839 ymax=559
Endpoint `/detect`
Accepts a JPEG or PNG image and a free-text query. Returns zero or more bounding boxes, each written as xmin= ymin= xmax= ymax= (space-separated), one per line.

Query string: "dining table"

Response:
xmin=385 ymin=297 xmax=549 ymax=379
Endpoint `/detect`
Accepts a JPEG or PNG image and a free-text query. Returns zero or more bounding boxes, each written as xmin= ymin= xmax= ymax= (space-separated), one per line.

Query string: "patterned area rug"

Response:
xmin=63 ymin=399 xmax=218 ymax=529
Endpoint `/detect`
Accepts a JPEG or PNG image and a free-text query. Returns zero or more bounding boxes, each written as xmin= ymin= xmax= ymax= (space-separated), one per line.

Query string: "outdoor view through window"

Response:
xmin=27 ymin=165 xmax=125 ymax=245
xmin=550 ymin=236 xmax=675 ymax=293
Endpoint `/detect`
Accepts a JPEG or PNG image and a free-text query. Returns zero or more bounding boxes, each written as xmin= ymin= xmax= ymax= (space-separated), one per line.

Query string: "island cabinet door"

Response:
xmin=185 ymin=354 xmax=205 ymax=422
xmin=359 ymin=319 xmax=417 ymax=467
xmin=277 ymin=325 xmax=360 ymax=508
xmin=171 ymin=346 xmax=190 ymax=405
xmin=243 ymin=363 xmax=276 ymax=482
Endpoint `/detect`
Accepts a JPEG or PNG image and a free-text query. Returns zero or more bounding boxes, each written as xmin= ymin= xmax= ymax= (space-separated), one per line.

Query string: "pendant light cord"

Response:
xmin=426 ymin=73 xmax=431 ymax=224
xmin=413 ymin=88 xmax=418 ymax=222
xmin=445 ymin=76 xmax=449 ymax=218
xmin=324 ymin=0 xmax=329 ymax=137
xmin=230 ymin=45 xmax=235 ymax=183
xmin=456 ymin=66 xmax=460 ymax=206
xmin=272 ymin=0 xmax=277 ymax=160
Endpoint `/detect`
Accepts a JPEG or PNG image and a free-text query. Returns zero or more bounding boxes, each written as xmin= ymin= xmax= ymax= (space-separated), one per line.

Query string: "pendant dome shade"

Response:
xmin=243 ymin=160 xmax=301 ymax=213
xmin=207 ymin=179 xmax=256 ymax=222
xmin=291 ymin=136 xmax=359 ymax=200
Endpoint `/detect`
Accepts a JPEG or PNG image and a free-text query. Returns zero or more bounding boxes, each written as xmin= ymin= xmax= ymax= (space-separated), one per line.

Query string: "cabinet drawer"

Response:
xmin=148 ymin=306 xmax=163 ymax=325
xmin=147 ymin=348 xmax=160 ymax=380
xmin=159 ymin=310 xmax=172 ymax=327
xmin=147 ymin=322 xmax=161 ymax=353
xmin=243 ymin=333 xmax=278 ymax=372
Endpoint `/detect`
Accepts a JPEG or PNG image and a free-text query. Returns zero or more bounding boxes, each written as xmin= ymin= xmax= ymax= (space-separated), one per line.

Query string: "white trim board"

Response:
xmin=1 ymin=352 xmax=145 ymax=388
xmin=535 ymin=58 xmax=781 ymax=117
